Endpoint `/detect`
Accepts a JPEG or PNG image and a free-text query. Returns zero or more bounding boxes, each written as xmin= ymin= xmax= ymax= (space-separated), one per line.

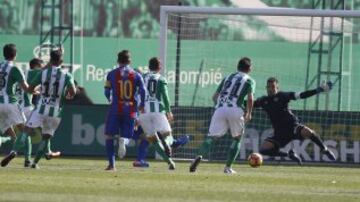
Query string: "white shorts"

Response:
xmin=21 ymin=106 xmax=33 ymax=120
xmin=0 ymin=103 xmax=25 ymax=133
xmin=139 ymin=112 xmax=171 ymax=136
xmin=208 ymin=107 xmax=245 ymax=138
xmin=26 ymin=111 xmax=61 ymax=136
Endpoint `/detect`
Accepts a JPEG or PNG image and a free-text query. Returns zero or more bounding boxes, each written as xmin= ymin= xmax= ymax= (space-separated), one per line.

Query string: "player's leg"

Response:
xmin=259 ymin=140 xmax=287 ymax=157
xmin=31 ymin=116 xmax=61 ymax=168
xmin=44 ymin=140 xmax=61 ymax=160
xmin=12 ymin=123 xmax=26 ymax=150
xmin=153 ymin=113 xmax=176 ymax=170
xmin=117 ymin=137 xmax=127 ymax=159
xmin=21 ymin=111 xmax=42 ymax=166
xmin=153 ymin=113 xmax=175 ymax=170
xmin=0 ymin=104 xmax=27 ymax=167
xmin=118 ymin=116 xmax=136 ymax=160
xmin=31 ymin=133 xmax=51 ymax=169
xmin=299 ymin=125 xmax=336 ymax=160
xmin=171 ymin=134 xmax=190 ymax=149
xmin=133 ymin=126 xmax=150 ymax=167
xmin=23 ymin=126 xmax=37 ymax=167
xmin=157 ymin=132 xmax=172 ymax=157
xmin=259 ymin=138 xmax=302 ymax=165
xmin=0 ymin=104 xmax=18 ymax=146
xmin=0 ymin=127 xmax=18 ymax=167
xmin=0 ymin=111 xmax=13 ymax=146
xmin=139 ymin=113 xmax=175 ymax=170
xmin=158 ymin=131 xmax=176 ymax=170
xmin=152 ymin=134 xmax=176 ymax=170
xmin=21 ymin=107 xmax=33 ymax=166
xmin=224 ymin=108 xmax=245 ymax=174
xmin=0 ymin=135 xmax=12 ymax=146
xmin=190 ymin=108 xmax=227 ymax=172
xmin=104 ymin=113 xmax=119 ymax=171
xmin=10 ymin=104 xmax=28 ymax=152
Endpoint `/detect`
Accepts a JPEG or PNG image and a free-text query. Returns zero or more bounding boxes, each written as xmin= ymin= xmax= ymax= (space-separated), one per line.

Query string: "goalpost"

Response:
xmin=159 ymin=6 xmax=360 ymax=164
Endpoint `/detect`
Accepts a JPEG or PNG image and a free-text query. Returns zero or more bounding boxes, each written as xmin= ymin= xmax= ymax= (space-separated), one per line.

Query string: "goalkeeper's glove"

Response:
xmin=317 ymin=81 xmax=333 ymax=93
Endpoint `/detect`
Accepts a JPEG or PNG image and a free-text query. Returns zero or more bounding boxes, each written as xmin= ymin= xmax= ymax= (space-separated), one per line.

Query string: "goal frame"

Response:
xmin=159 ymin=6 xmax=360 ymax=73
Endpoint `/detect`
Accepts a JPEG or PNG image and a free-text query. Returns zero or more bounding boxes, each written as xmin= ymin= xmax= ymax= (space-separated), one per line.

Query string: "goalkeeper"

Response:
xmin=254 ymin=77 xmax=336 ymax=165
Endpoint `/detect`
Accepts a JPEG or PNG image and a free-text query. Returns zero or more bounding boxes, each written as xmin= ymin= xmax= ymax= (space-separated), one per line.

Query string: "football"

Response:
xmin=248 ymin=153 xmax=263 ymax=168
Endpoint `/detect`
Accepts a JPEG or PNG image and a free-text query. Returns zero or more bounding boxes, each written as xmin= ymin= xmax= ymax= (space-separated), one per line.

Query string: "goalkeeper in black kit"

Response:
xmin=253 ymin=77 xmax=336 ymax=165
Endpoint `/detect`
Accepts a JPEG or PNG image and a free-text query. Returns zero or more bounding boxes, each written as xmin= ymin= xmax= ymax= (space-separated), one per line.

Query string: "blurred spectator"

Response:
xmin=0 ymin=0 xmax=19 ymax=34
xmin=120 ymin=0 xmax=141 ymax=37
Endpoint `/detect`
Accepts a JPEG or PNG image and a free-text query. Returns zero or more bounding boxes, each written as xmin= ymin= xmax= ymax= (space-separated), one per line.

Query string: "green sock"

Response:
xmin=154 ymin=141 xmax=171 ymax=163
xmin=45 ymin=141 xmax=51 ymax=154
xmin=13 ymin=132 xmax=27 ymax=151
xmin=33 ymin=139 xmax=50 ymax=164
xmin=198 ymin=137 xmax=214 ymax=157
xmin=0 ymin=136 xmax=12 ymax=145
xmin=24 ymin=135 xmax=32 ymax=161
xmin=226 ymin=138 xmax=242 ymax=167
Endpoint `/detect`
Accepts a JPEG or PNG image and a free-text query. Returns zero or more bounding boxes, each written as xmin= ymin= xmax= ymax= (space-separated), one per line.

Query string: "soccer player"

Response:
xmin=104 ymin=50 xmax=145 ymax=171
xmin=128 ymin=66 xmax=190 ymax=167
xmin=190 ymin=57 xmax=255 ymax=174
xmin=1 ymin=49 xmax=76 ymax=168
xmin=17 ymin=58 xmax=61 ymax=167
xmin=254 ymin=77 xmax=336 ymax=165
xmin=0 ymin=44 xmax=30 ymax=161
xmin=132 ymin=122 xmax=190 ymax=168
xmin=137 ymin=57 xmax=176 ymax=170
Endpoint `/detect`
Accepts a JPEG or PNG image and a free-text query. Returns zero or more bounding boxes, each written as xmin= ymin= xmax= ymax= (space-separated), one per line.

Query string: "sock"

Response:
xmin=13 ymin=132 xmax=27 ymax=152
xmin=10 ymin=135 xmax=16 ymax=144
xmin=198 ymin=137 xmax=213 ymax=157
xmin=154 ymin=141 xmax=171 ymax=163
xmin=0 ymin=136 xmax=12 ymax=145
xmin=226 ymin=138 xmax=242 ymax=167
xmin=164 ymin=135 xmax=174 ymax=146
xmin=45 ymin=141 xmax=51 ymax=154
xmin=310 ymin=133 xmax=326 ymax=151
xmin=157 ymin=132 xmax=172 ymax=156
xmin=24 ymin=135 xmax=32 ymax=162
xmin=33 ymin=139 xmax=50 ymax=164
xmin=260 ymin=147 xmax=288 ymax=157
xmin=137 ymin=139 xmax=149 ymax=161
xmin=105 ymin=139 xmax=115 ymax=167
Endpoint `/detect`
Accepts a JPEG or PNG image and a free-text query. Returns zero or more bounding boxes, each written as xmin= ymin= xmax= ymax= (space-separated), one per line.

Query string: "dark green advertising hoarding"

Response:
xmin=49 ymin=105 xmax=360 ymax=163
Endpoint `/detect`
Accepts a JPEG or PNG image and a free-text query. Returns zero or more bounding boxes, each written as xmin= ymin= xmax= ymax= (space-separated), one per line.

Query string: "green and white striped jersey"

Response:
xmin=0 ymin=60 xmax=25 ymax=104
xmin=143 ymin=71 xmax=171 ymax=113
xmin=16 ymin=69 xmax=41 ymax=108
xmin=215 ymin=71 xmax=255 ymax=108
xmin=30 ymin=66 xmax=75 ymax=117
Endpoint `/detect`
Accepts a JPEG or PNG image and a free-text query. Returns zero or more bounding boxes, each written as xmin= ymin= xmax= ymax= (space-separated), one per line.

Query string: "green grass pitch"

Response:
xmin=0 ymin=157 xmax=359 ymax=202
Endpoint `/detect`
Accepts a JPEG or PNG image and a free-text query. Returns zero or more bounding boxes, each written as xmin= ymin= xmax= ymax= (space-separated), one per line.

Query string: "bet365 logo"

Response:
xmin=71 ymin=114 xmax=106 ymax=146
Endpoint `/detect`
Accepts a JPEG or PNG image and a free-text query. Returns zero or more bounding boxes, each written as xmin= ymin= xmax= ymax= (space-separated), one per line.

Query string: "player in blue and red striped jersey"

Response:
xmin=104 ymin=50 xmax=146 ymax=171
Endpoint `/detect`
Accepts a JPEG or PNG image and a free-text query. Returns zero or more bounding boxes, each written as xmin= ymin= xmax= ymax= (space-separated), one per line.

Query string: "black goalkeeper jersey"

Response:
xmin=254 ymin=91 xmax=299 ymax=130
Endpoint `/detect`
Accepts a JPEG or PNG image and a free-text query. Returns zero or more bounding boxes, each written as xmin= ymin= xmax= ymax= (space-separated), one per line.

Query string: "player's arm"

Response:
xmin=160 ymin=78 xmax=173 ymax=121
xmin=244 ymin=79 xmax=255 ymax=122
xmin=28 ymin=70 xmax=45 ymax=94
xmin=10 ymin=66 xmax=29 ymax=92
xmin=244 ymin=96 xmax=263 ymax=109
xmin=290 ymin=81 xmax=333 ymax=100
xmin=65 ymin=74 xmax=76 ymax=99
xmin=104 ymin=73 xmax=112 ymax=102
xmin=245 ymin=92 xmax=254 ymax=122
xmin=212 ymin=78 xmax=225 ymax=104
xmin=137 ymin=74 xmax=146 ymax=113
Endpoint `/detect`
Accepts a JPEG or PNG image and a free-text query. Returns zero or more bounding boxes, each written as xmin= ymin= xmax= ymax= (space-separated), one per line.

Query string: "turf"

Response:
xmin=0 ymin=157 xmax=359 ymax=202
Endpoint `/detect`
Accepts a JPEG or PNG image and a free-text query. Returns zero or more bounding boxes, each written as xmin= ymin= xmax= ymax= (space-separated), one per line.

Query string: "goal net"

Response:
xmin=159 ymin=6 xmax=360 ymax=164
